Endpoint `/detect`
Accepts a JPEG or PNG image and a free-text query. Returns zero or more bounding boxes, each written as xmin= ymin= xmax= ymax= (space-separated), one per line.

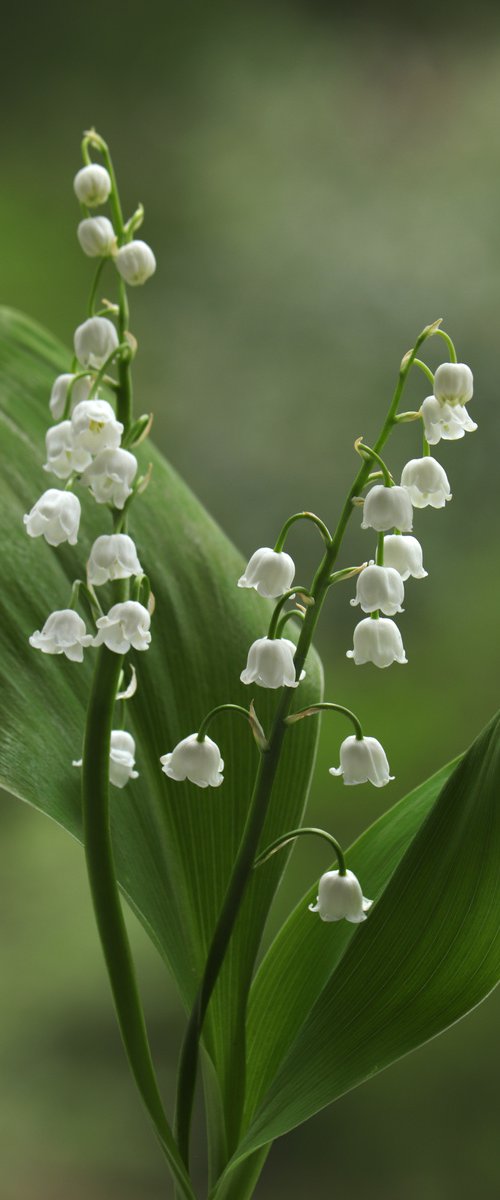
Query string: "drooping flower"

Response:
xmin=238 ymin=547 xmax=295 ymax=598
xmin=29 ymin=609 xmax=93 ymax=662
xmin=43 ymin=421 xmax=92 ymax=480
xmin=347 ymin=616 xmax=407 ymax=668
xmin=77 ymin=216 xmax=117 ymax=258
xmin=420 ymin=396 xmax=477 ymax=445
xmin=351 ymin=564 xmax=404 ymax=616
xmin=49 ymin=373 xmax=92 ymax=422
xmin=160 ymin=734 xmax=224 ymax=788
xmin=73 ymin=163 xmax=112 ymax=207
xmin=382 ymin=534 xmax=427 ymax=580
xmin=329 ymin=734 xmax=394 ymax=787
xmin=93 ymin=601 xmax=151 ymax=653
xmin=309 ymin=869 xmax=372 ymax=923
xmin=114 ymin=240 xmax=157 ymax=286
xmin=71 ymin=398 xmax=123 ymax=455
xmin=74 ymin=316 xmax=119 ymax=368
xmin=87 ymin=534 xmax=142 ymax=586
xmin=401 ymin=457 xmax=452 ymax=509
xmin=361 ymin=484 xmax=413 ymax=533
xmin=23 ymin=488 xmax=81 ymax=546
xmin=73 ymin=730 xmax=139 ymax=787
xmin=240 ymin=637 xmax=304 ymax=689
xmin=433 ymin=362 xmax=473 ymax=407
xmin=81 ymin=447 xmax=137 ymax=509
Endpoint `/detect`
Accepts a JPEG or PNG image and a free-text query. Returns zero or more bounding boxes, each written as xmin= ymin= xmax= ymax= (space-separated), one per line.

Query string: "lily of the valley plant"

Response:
xmin=2 ymin=131 xmax=497 ymax=1200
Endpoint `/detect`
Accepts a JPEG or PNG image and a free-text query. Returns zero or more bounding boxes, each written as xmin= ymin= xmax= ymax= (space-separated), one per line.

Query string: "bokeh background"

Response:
xmin=1 ymin=1 xmax=499 ymax=1196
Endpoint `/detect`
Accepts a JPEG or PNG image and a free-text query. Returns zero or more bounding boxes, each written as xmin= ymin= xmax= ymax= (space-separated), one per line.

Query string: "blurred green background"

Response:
xmin=1 ymin=1 xmax=499 ymax=1196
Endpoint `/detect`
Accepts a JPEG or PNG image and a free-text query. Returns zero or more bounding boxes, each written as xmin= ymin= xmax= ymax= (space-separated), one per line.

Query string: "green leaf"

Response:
xmin=215 ymin=713 xmax=499 ymax=1187
xmin=0 ymin=308 xmax=322 ymax=1130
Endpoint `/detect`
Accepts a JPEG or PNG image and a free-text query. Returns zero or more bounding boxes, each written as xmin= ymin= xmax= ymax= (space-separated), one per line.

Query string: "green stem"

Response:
xmin=88 ymin=259 xmax=107 ymax=317
xmin=274 ymin=510 xmax=332 ymax=552
xmin=434 ymin=327 xmax=457 ymax=362
xmin=376 ymin=531 xmax=385 ymax=566
xmin=88 ymin=342 xmax=130 ymax=400
xmin=197 ymin=704 xmax=252 ymax=741
xmin=413 ymin=358 xmax=435 ymax=385
xmin=285 ymin=701 xmax=363 ymax=741
xmin=275 ymin=609 xmax=306 ymax=638
xmin=253 ymin=826 xmax=346 ymax=875
xmin=267 ymin=587 xmax=313 ymax=639
xmin=355 ymin=441 xmax=393 ymax=485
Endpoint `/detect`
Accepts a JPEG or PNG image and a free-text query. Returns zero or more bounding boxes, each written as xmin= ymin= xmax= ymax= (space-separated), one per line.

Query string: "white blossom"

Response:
xmin=43 ymin=421 xmax=92 ymax=479
xmin=77 ymin=216 xmax=116 ymax=258
xmin=401 ymin=457 xmax=452 ymax=509
xmin=74 ymin=316 xmax=119 ymax=368
xmin=433 ymin=362 xmax=473 ymax=407
xmin=49 ymin=373 xmax=92 ymax=422
xmin=29 ymin=609 xmax=93 ymax=662
xmin=309 ymin=869 xmax=372 ymax=923
xmin=238 ymin=547 xmax=295 ymax=598
xmin=73 ymin=163 xmax=112 ymax=207
xmin=87 ymin=534 xmax=142 ymax=586
xmin=361 ymin=484 xmax=413 ymax=532
xmin=23 ymin=488 xmax=81 ymax=546
xmin=93 ymin=601 xmax=151 ymax=653
xmin=160 ymin=734 xmax=224 ymax=788
xmin=382 ymin=534 xmax=427 ymax=580
xmin=115 ymin=240 xmax=156 ymax=286
xmin=81 ymin=447 xmax=137 ymax=509
xmin=240 ymin=637 xmax=304 ymax=689
xmin=73 ymin=730 xmax=139 ymax=787
xmin=420 ymin=396 xmax=477 ymax=445
xmin=351 ymin=564 xmax=404 ymax=616
xmin=347 ymin=616 xmax=407 ymax=668
xmin=71 ymin=398 xmax=123 ymax=454
xmin=329 ymin=735 xmax=394 ymax=788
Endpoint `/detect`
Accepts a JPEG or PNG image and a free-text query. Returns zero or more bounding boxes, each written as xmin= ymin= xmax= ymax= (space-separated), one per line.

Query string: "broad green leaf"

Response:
xmin=216 ymin=712 xmax=499 ymax=1184
xmin=0 ymin=308 xmax=322 ymax=1127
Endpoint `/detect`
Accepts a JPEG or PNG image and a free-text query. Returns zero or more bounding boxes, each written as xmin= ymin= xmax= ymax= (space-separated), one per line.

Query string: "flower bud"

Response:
xmin=401 ymin=457 xmax=452 ymax=509
xmin=240 ymin=637 xmax=304 ymax=689
xmin=93 ymin=601 xmax=151 ymax=653
xmin=160 ymin=733 xmax=224 ymax=788
xmin=109 ymin=731 xmax=139 ymax=788
xmin=74 ymin=316 xmax=119 ymax=368
xmin=433 ymin=362 xmax=473 ymax=407
xmin=361 ymin=484 xmax=413 ymax=533
xmin=77 ymin=216 xmax=116 ymax=258
xmin=420 ymin=396 xmax=477 ymax=445
xmin=87 ymin=534 xmax=142 ymax=586
xmin=382 ymin=534 xmax=427 ymax=580
xmin=23 ymin=488 xmax=81 ymax=546
xmin=309 ymin=869 xmax=372 ymax=923
xmin=29 ymin=609 xmax=93 ymax=662
xmin=49 ymin=373 xmax=92 ymax=422
xmin=73 ymin=163 xmax=112 ymax=207
xmin=238 ymin=547 xmax=295 ymax=598
xmin=71 ymin=398 xmax=123 ymax=454
xmin=43 ymin=421 xmax=92 ymax=480
xmin=115 ymin=240 xmax=156 ymax=286
xmin=329 ymin=734 xmax=394 ymax=787
xmin=347 ymin=617 xmax=407 ymax=668
xmin=81 ymin=447 xmax=137 ymax=509
xmin=351 ymin=564 xmax=404 ymax=616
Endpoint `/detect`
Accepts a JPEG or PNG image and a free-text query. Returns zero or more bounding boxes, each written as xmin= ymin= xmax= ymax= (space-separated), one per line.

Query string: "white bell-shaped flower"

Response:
xmin=71 ymin=398 xmax=123 ymax=454
xmin=49 ymin=373 xmax=92 ymax=422
xmin=238 ymin=547 xmax=295 ymax=598
xmin=43 ymin=421 xmax=92 ymax=480
xmin=74 ymin=316 xmax=119 ymax=368
xmin=433 ymin=362 xmax=473 ymax=407
xmin=160 ymin=733 xmax=224 ymax=788
xmin=351 ymin=564 xmax=404 ymax=616
xmin=93 ymin=601 xmax=151 ymax=653
xmin=361 ymin=484 xmax=413 ymax=532
xmin=115 ymin=240 xmax=156 ymax=286
xmin=382 ymin=534 xmax=427 ymax=580
xmin=109 ymin=731 xmax=139 ymax=788
xmin=73 ymin=163 xmax=112 ymax=207
xmin=29 ymin=609 xmax=93 ymax=662
xmin=81 ymin=447 xmax=137 ymax=509
xmin=420 ymin=396 xmax=477 ymax=445
xmin=329 ymin=734 xmax=394 ymax=787
xmin=347 ymin=616 xmax=407 ymax=668
xmin=87 ymin=534 xmax=142 ymax=586
xmin=77 ymin=216 xmax=116 ymax=258
xmin=240 ymin=637 xmax=304 ymax=689
xmin=309 ymin=869 xmax=372 ymax=923
xmin=23 ymin=488 xmax=81 ymax=546
xmin=401 ymin=457 xmax=452 ymax=509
